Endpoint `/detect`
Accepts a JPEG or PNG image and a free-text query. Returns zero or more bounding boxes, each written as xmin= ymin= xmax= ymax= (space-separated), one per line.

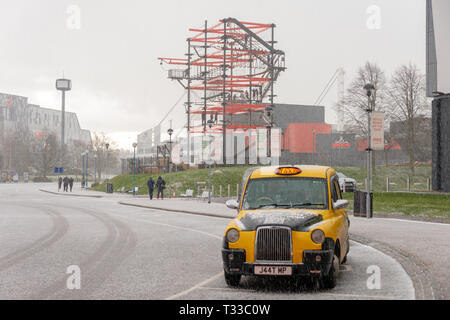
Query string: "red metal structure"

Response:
xmin=159 ymin=18 xmax=286 ymax=164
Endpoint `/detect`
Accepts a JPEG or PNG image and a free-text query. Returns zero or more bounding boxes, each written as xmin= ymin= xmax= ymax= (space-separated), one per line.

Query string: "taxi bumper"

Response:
xmin=222 ymin=248 xmax=334 ymax=276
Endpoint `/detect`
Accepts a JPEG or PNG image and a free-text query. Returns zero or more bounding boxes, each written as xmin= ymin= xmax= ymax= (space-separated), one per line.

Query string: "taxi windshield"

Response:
xmin=242 ymin=177 xmax=328 ymax=210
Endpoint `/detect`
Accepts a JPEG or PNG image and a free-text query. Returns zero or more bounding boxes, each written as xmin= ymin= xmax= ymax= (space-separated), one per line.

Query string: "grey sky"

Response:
xmin=0 ymin=0 xmax=426 ymax=149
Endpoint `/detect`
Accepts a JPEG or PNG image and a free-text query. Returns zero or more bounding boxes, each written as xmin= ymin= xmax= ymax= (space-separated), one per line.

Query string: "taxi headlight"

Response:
xmin=226 ymin=228 xmax=240 ymax=243
xmin=311 ymin=229 xmax=325 ymax=244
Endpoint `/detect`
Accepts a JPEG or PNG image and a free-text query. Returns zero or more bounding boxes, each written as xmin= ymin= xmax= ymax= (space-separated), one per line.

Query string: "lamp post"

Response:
xmin=105 ymin=143 xmax=110 ymax=192
xmin=85 ymin=149 xmax=89 ymax=189
xmin=94 ymin=153 xmax=97 ymax=184
xmin=167 ymin=127 xmax=173 ymax=198
xmin=132 ymin=143 xmax=137 ymax=197
xmin=207 ymin=119 xmax=214 ymax=204
xmin=56 ymin=78 xmax=72 ymax=173
xmin=364 ymin=83 xmax=375 ymax=219
xmin=312 ymin=129 xmax=316 ymax=164
xmin=81 ymin=152 xmax=85 ymax=188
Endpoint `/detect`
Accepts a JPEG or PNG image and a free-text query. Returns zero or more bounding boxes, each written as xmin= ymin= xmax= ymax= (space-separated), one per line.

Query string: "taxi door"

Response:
xmin=330 ymin=175 xmax=350 ymax=262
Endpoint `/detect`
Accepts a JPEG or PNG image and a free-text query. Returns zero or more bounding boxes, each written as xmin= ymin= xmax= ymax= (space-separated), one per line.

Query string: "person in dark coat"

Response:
xmin=58 ymin=177 xmax=63 ymax=192
xmin=156 ymin=176 xmax=166 ymax=200
xmin=63 ymin=176 xmax=69 ymax=192
xmin=147 ymin=177 xmax=155 ymax=200
xmin=69 ymin=177 xmax=74 ymax=192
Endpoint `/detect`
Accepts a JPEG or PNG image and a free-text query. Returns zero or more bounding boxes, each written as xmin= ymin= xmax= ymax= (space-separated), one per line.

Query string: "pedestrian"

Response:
xmin=147 ymin=177 xmax=155 ymax=200
xmin=63 ymin=176 xmax=69 ymax=192
xmin=58 ymin=177 xmax=63 ymax=192
xmin=156 ymin=176 xmax=166 ymax=200
xmin=69 ymin=177 xmax=74 ymax=192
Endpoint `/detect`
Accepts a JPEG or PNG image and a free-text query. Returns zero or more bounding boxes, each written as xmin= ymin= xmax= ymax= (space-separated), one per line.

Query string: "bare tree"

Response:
xmin=92 ymin=132 xmax=119 ymax=180
xmin=2 ymin=129 xmax=33 ymax=174
xmin=32 ymin=133 xmax=58 ymax=177
xmin=387 ymin=63 xmax=429 ymax=174
xmin=339 ymin=62 xmax=388 ymax=171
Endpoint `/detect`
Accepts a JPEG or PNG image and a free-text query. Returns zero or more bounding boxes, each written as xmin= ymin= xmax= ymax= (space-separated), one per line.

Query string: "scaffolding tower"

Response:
xmin=159 ymin=18 xmax=286 ymax=164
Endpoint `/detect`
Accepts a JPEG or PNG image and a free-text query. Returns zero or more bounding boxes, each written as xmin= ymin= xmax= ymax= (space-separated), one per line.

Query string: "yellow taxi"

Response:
xmin=222 ymin=165 xmax=350 ymax=288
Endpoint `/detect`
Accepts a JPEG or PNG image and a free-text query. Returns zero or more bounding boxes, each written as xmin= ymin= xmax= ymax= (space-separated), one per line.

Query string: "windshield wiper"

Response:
xmin=249 ymin=203 xmax=291 ymax=210
xmin=290 ymin=202 xmax=325 ymax=208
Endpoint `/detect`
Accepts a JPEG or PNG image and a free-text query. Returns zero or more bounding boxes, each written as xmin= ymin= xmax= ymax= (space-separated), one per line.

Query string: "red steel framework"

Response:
xmin=159 ymin=18 xmax=286 ymax=164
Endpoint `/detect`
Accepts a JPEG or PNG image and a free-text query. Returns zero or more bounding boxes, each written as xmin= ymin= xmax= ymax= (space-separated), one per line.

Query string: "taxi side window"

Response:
xmin=335 ymin=181 xmax=342 ymax=199
xmin=330 ymin=176 xmax=341 ymax=202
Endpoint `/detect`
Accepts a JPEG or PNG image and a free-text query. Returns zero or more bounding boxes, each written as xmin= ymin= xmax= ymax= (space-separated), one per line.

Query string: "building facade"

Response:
xmin=0 ymin=92 xmax=91 ymax=171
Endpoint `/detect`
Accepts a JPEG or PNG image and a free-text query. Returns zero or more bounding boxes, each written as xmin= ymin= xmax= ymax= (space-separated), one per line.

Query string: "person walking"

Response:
xmin=58 ymin=177 xmax=63 ymax=192
xmin=69 ymin=177 xmax=74 ymax=192
xmin=156 ymin=176 xmax=166 ymax=200
xmin=147 ymin=177 xmax=155 ymax=200
xmin=63 ymin=176 xmax=69 ymax=192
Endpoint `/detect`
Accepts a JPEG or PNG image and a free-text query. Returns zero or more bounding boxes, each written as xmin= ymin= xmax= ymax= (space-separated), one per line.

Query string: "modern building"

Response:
xmin=0 ymin=92 xmax=92 ymax=170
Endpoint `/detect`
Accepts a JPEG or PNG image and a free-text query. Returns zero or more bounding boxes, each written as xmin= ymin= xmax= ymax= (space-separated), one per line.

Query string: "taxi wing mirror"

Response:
xmin=226 ymin=199 xmax=239 ymax=210
xmin=333 ymin=199 xmax=349 ymax=210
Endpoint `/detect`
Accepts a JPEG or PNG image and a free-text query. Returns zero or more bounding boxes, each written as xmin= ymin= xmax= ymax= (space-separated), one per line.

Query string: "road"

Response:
xmin=0 ymin=183 xmax=415 ymax=300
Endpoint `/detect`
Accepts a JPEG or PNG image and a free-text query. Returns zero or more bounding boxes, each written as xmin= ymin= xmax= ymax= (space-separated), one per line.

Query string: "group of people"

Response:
xmin=58 ymin=176 xmax=74 ymax=192
xmin=147 ymin=176 xmax=166 ymax=200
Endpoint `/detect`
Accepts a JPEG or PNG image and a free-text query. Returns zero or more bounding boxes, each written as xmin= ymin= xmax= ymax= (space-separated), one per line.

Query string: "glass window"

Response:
xmin=242 ymin=177 xmax=328 ymax=210
xmin=330 ymin=177 xmax=341 ymax=203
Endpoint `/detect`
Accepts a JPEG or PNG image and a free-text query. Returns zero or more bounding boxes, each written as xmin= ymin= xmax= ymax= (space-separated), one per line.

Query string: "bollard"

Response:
xmin=407 ymin=176 xmax=410 ymax=192
xmin=427 ymin=178 xmax=431 ymax=191
xmin=228 ymin=184 xmax=230 ymax=198
xmin=386 ymin=177 xmax=389 ymax=192
xmin=212 ymin=185 xmax=214 ymax=197
xmin=236 ymin=184 xmax=239 ymax=198
xmin=220 ymin=185 xmax=222 ymax=197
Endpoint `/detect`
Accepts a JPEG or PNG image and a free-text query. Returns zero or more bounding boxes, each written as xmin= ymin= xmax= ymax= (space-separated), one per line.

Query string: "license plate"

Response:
xmin=254 ymin=266 xmax=292 ymax=275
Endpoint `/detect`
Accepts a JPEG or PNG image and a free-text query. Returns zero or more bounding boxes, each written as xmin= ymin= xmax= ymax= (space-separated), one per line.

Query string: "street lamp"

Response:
xmin=105 ymin=143 xmax=110 ymax=181
xmin=85 ymin=149 xmax=89 ymax=189
xmin=81 ymin=152 xmax=85 ymax=188
xmin=207 ymin=119 xmax=214 ymax=204
xmin=132 ymin=142 xmax=137 ymax=197
xmin=94 ymin=153 xmax=97 ymax=184
xmin=364 ymin=83 xmax=375 ymax=219
xmin=167 ymin=128 xmax=174 ymax=198
xmin=56 ymin=78 xmax=72 ymax=172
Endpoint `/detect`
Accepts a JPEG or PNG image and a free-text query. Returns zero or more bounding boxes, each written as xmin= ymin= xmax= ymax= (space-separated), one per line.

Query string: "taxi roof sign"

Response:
xmin=276 ymin=167 xmax=301 ymax=175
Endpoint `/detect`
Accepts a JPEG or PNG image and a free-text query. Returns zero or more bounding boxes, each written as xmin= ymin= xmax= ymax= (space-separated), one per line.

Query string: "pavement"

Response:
xmin=29 ymin=184 xmax=450 ymax=299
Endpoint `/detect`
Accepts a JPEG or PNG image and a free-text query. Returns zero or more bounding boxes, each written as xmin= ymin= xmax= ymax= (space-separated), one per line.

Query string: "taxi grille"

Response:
xmin=255 ymin=227 xmax=292 ymax=262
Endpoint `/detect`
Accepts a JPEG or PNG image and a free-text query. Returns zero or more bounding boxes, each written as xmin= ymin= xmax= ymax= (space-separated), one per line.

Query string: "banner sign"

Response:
xmin=371 ymin=111 xmax=385 ymax=151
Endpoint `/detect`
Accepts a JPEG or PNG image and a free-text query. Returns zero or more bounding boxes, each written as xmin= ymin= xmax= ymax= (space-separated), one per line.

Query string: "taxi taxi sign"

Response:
xmin=275 ymin=167 xmax=301 ymax=175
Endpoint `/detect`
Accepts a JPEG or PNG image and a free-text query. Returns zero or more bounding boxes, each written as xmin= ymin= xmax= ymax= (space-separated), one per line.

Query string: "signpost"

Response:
xmin=54 ymin=167 xmax=64 ymax=174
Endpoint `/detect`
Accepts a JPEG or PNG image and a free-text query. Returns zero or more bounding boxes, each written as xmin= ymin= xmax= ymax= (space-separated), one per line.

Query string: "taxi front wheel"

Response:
xmin=224 ymin=271 xmax=241 ymax=287
xmin=322 ymin=254 xmax=340 ymax=289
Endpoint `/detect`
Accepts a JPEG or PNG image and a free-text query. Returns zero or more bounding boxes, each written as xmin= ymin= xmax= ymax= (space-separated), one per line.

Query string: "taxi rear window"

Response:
xmin=242 ymin=177 xmax=329 ymax=210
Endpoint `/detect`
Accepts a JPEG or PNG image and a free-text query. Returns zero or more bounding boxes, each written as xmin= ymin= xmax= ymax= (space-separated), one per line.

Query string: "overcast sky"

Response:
xmin=0 ymin=0 xmax=426 ymax=149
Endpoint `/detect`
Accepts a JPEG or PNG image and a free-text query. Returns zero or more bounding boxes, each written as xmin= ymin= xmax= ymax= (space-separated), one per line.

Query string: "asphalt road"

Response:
xmin=0 ymin=183 xmax=415 ymax=300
